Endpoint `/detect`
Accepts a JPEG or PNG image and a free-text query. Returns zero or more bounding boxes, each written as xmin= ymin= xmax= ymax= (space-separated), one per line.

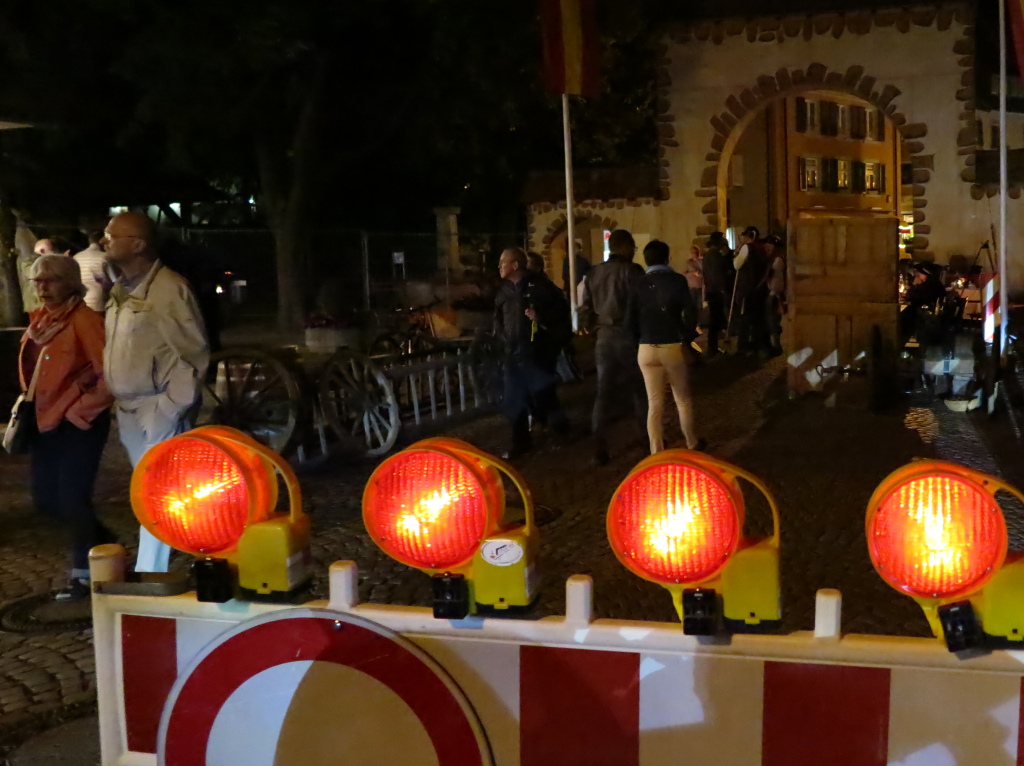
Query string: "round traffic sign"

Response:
xmin=158 ymin=609 xmax=491 ymax=766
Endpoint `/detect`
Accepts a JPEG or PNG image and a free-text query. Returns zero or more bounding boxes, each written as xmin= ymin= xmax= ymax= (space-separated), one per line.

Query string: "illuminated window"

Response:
xmin=603 ymin=230 xmax=611 ymax=261
xmin=801 ymin=157 xmax=819 ymax=190
xmin=837 ymin=159 xmax=851 ymax=190
xmin=863 ymin=162 xmax=886 ymax=193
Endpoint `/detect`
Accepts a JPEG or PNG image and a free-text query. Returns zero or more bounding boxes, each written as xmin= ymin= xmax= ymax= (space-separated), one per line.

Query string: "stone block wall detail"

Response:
xmin=529 ymin=197 xmax=665 ymax=261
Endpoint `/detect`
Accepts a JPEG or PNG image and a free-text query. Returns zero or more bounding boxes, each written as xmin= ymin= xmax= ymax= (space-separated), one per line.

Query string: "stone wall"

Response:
xmin=528 ymin=4 xmax=1024 ymax=295
xmin=663 ymin=3 xmax=1024 ymax=293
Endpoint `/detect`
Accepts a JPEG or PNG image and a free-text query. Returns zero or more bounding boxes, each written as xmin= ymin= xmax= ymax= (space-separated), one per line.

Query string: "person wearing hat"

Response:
xmin=901 ymin=261 xmax=946 ymax=342
xmin=701 ymin=232 xmax=733 ymax=357
xmin=731 ymin=226 xmax=770 ymax=356
xmin=764 ymin=234 xmax=786 ymax=357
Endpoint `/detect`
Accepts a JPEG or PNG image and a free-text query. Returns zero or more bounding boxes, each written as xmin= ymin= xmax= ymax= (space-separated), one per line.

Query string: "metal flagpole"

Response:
xmin=1000 ymin=0 xmax=1010 ymax=359
xmin=563 ymin=92 xmax=579 ymax=331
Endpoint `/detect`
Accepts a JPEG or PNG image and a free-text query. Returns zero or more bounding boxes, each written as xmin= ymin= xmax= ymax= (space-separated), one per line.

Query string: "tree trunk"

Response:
xmin=257 ymin=58 xmax=329 ymax=333
xmin=272 ymin=219 xmax=305 ymax=331
xmin=0 ymin=198 xmax=22 ymax=326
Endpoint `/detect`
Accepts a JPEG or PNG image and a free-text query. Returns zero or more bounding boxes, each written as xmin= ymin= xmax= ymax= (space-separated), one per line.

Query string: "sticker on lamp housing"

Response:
xmin=481 ymin=539 xmax=524 ymax=566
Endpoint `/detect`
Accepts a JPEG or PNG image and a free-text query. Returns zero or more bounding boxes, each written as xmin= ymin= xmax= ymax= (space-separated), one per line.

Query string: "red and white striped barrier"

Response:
xmin=91 ymin=551 xmax=1024 ymax=766
xmin=982 ymin=270 xmax=1001 ymax=344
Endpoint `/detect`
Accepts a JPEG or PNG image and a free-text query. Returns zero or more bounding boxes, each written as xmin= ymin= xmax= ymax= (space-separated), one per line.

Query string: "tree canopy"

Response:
xmin=0 ymin=0 xmax=666 ymax=325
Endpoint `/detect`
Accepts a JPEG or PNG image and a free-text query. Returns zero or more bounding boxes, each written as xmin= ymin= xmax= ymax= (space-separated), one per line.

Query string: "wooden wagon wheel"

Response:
xmin=319 ymin=350 xmax=400 ymax=456
xmin=196 ymin=348 xmax=304 ymax=454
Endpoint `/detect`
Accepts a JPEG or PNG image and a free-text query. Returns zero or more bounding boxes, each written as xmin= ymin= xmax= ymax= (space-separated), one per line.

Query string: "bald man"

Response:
xmin=102 ymin=212 xmax=210 ymax=572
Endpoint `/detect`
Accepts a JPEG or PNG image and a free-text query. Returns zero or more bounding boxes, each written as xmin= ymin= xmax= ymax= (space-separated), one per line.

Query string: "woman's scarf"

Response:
xmin=25 ymin=295 xmax=83 ymax=346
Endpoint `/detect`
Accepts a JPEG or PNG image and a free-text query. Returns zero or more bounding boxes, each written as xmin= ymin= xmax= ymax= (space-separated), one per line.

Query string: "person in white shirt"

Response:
xmin=74 ymin=231 xmax=110 ymax=313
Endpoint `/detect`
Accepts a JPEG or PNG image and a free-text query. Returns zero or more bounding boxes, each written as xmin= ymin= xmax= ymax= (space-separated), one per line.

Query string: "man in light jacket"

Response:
xmin=102 ymin=212 xmax=210 ymax=572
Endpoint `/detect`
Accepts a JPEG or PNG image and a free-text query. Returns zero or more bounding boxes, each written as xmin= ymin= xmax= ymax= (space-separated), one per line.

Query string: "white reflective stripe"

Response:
xmin=887 ymin=667 xmax=1020 ymax=765
xmin=175 ymin=618 xmax=234 ymax=676
xmin=639 ymin=653 xmax=764 ymax=766
xmin=206 ymin=662 xmax=310 ymax=766
xmin=412 ymin=636 xmax=521 ymax=764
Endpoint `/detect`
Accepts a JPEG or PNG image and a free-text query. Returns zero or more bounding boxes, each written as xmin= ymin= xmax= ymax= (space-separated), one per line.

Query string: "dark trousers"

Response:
xmin=31 ymin=411 xmax=113 ymax=575
xmin=736 ymin=287 xmax=770 ymax=353
xmin=503 ymin=356 xmax=560 ymax=450
xmin=706 ymin=292 xmax=727 ymax=354
xmin=592 ymin=328 xmax=646 ymax=444
xmin=766 ymin=293 xmax=784 ymax=350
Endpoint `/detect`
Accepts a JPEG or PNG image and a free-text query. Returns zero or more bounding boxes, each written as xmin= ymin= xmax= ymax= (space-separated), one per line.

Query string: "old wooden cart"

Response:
xmin=195 ymin=340 xmax=503 ymax=463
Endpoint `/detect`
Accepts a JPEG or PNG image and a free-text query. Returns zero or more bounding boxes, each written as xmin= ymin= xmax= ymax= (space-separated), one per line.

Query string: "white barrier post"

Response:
xmin=328 ymin=560 xmax=360 ymax=611
xmin=565 ymin=575 xmax=594 ymax=626
xmin=984 ymin=271 xmax=1001 ymax=345
xmin=89 ymin=543 xmax=126 ymax=586
xmin=814 ymin=588 xmax=843 ymax=640
xmin=90 ymin=545 xmax=127 ymax=765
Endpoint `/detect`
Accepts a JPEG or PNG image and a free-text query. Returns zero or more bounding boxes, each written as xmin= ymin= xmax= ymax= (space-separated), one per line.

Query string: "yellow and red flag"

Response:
xmin=540 ymin=0 xmax=601 ymax=98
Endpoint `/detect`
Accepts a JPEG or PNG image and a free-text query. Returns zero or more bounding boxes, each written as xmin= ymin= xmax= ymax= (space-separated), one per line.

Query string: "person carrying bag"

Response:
xmin=3 ymin=346 xmax=44 ymax=455
xmin=15 ymin=254 xmax=115 ymax=601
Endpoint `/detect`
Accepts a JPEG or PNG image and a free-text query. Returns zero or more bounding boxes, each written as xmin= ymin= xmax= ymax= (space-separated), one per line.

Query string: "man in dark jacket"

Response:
xmin=580 ymin=229 xmax=646 ymax=465
xmin=702 ymin=232 xmax=734 ymax=358
xmin=494 ymin=247 xmax=571 ymax=457
xmin=732 ymin=225 xmax=770 ymax=355
xmin=901 ymin=261 xmax=947 ymax=343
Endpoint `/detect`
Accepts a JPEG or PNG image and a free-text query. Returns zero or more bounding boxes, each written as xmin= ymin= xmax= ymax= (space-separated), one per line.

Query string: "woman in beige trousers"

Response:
xmin=627 ymin=240 xmax=705 ymax=454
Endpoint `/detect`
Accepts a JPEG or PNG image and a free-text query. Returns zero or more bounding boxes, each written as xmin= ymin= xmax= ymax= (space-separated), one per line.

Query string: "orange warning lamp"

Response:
xmin=866 ymin=460 xmax=1024 ymax=651
xmin=607 ymin=450 xmax=781 ymax=635
xmin=364 ymin=437 xmax=537 ymax=619
xmin=132 ymin=426 xmax=311 ymax=600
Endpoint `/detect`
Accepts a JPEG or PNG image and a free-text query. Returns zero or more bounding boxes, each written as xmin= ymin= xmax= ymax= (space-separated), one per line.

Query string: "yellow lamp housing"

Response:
xmin=362 ymin=437 xmax=539 ymax=618
xmin=131 ymin=426 xmax=312 ymax=601
xmin=606 ymin=450 xmax=781 ymax=635
xmin=865 ymin=460 xmax=1024 ymax=651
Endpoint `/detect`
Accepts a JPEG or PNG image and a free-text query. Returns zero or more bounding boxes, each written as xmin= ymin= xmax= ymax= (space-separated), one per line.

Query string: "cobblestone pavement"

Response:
xmin=1 ymin=344 xmax=1023 ymax=754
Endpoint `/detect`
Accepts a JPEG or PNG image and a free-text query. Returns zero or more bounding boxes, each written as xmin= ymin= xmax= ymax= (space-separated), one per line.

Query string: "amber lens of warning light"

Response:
xmin=868 ymin=472 xmax=1007 ymax=599
xmin=608 ymin=462 xmax=741 ymax=584
xmin=363 ymin=448 xmax=499 ymax=570
xmin=133 ymin=435 xmax=273 ymax=555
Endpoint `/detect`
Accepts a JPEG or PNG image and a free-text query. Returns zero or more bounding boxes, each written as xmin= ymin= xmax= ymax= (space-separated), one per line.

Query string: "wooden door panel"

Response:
xmin=785 ymin=216 xmax=898 ymax=393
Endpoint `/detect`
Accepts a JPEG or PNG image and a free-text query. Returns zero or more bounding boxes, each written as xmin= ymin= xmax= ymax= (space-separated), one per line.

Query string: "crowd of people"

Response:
xmin=492 ymin=226 xmax=787 ymax=465
xmin=12 ymin=212 xmax=210 ymax=599
xmin=13 ymin=213 xmax=790 ymax=596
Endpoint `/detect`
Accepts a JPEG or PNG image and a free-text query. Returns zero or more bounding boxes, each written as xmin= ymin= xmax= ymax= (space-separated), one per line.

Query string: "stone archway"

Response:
xmin=693 ymin=64 xmax=934 ymax=260
xmin=540 ymin=212 xmax=619 ymax=275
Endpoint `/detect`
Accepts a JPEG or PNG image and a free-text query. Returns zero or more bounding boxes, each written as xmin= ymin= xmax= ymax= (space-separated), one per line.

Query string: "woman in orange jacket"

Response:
xmin=19 ymin=254 xmax=115 ymax=600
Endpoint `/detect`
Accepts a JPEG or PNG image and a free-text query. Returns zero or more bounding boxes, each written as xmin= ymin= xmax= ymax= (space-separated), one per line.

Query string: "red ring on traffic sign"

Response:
xmin=158 ymin=610 xmax=490 ymax=765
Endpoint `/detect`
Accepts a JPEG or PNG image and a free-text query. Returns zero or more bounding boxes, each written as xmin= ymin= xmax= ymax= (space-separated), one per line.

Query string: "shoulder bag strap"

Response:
xmin=25 ymin=345 xmax=46 ymax=403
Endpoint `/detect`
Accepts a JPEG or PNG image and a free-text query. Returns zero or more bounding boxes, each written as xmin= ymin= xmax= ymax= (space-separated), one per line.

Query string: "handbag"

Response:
xmin=3 ymin=349 xmax=44 ymax=455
